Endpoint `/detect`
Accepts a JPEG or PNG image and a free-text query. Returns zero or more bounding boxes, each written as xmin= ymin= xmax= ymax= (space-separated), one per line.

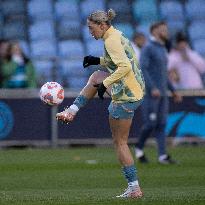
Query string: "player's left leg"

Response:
xmin=108 ymin=101 xmax=143 ymax=198
xmin=56 ymin=70 xmax=110 ymax=123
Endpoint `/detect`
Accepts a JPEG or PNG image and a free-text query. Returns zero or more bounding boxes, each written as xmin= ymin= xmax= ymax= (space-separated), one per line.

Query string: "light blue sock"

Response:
xmin=73 ymin=95 xmax=88 ymax=109
xmin=122 ymin=164 xmax=137 ymax=183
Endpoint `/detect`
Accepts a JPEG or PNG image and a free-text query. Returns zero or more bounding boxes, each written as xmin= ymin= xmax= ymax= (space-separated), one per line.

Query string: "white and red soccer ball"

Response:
xmin=39 ymin=82 xmax=64 ymax=105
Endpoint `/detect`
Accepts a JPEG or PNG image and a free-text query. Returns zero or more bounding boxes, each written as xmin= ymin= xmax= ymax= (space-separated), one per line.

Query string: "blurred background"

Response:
xmin=1 ymin=0 xmax=205 ymax=89
xmin=1 ymin=0 xmax=205 ymax=146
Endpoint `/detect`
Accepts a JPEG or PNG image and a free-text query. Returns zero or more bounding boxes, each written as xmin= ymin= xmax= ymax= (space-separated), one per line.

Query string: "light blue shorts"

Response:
xmin=108 ymin=100 xmax=143 ymax=119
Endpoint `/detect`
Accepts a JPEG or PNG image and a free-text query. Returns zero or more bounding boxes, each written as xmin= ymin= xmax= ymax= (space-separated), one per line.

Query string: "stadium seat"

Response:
xmin=159 ymin=0 xmax=185 ymax=21
xmin=107 ymin=0 xmax=132 ymax=23
xmin=1 ymin=0 xmax=26 ymax=17
xmin=58 ymin=40 xmax=85 ymax=60
xmin=29 ymin=20 xmax=55 ymax=41
xmin=0 ymin=14 xmax=3 ymax=37
xmin=193 ymin=39 xmax=205 ymax=57
xmin=66 ymin=76 xmax=88 ymax=89
xmin=57 ymin=20 xmax=81 ymax=40
xmin=61 ymin=60 xmax=86 ymax=77
xmin=188 ymin=22 xmax=205 ymax=41
xmin=82 ymin=25 xmax=93 ymax=41
xmin=18 ymin=40 xmax=30 ymax=57
xmin=27 ymin=0 xmax=53 ymax=21
xmin=114 ymin=23 xmax=134 ymax=39
xmin=185 ymin=0 xmax=205 ymax=20
xmin=3 ymin=21 xmax=27 ymax=40
xmin=80 ymin=0 xmax=106 ymax=21
xmin=33 ymin=60 xmax=54 ymax=83
xmin=55 ymin=0 xmax=80 ymax=21
xmin=167 ymin=20 xmax=186 ymax=38
xmin=132 ymin=0 xmax=158 ymax=24
xmin=61 ymin=59 xmax=88 ymax=89
xmin=85 ymin=40 xmax=104 ymax=56
xmin=30 ymin=40 xmax=57 ymax=58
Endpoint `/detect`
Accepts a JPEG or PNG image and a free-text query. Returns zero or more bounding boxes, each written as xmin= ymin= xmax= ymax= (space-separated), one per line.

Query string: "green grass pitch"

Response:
xmin=0 ymin=145 xmax=204 ymax=205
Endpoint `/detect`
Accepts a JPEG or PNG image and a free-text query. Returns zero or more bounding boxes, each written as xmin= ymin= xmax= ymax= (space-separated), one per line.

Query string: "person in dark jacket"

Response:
xmin=135 ymin=21 xmax=181 ymax=164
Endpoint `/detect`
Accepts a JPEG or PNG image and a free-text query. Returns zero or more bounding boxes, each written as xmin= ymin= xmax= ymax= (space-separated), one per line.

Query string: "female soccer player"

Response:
xmin=56 ymin=9 xmax=145 ymax=199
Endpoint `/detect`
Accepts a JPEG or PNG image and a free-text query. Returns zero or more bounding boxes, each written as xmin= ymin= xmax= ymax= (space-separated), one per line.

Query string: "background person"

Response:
xmin=168 ymin=32 xmax=205 ymax=89
xmin=56 ymin=9 xmax=145 ymax=199
xmin=135 ymin=21 xmax=181 ymax=164
xmin=131 ymin=32 xmax=146 ymax=61
xmin=0 ymin=41 xmax=36 ymax=88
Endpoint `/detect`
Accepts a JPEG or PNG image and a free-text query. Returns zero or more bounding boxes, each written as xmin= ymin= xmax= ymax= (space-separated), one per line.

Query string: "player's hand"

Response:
xmin=151 ymin=88 xmax=161 ymax=98
xmin=83 ymin=55 xmax=100 ymax=68
xmin=94 ymin=82 xmax=107 ymax=100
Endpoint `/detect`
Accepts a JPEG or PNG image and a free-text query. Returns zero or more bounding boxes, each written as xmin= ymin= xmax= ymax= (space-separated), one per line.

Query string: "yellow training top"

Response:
xmin=100 ymin=26 xmax=145 ymax=103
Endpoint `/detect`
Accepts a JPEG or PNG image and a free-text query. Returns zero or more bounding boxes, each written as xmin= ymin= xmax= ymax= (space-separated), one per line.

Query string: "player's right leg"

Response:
xmin=109 ymin=101 xmax=143 ymax=199
xmin=56 ymin=70 xmax=110 ymax=123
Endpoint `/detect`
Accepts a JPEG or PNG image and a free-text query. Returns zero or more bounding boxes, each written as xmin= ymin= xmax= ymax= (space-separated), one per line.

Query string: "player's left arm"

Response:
xmin=102 ymin=38 xmax=132 ymax=88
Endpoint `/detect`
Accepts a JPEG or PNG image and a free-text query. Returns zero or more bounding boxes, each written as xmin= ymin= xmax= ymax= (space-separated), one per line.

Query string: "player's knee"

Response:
xmin=88 ymin=71 xmax=106 ymax=85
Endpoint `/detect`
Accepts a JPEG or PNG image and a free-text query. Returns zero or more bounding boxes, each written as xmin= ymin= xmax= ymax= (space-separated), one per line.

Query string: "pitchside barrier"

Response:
xmin=0 ymin=89 xmax=205 ymax=147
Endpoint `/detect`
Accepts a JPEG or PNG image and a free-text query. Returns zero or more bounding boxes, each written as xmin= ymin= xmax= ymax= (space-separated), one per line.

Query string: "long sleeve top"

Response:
xmin=100 ymin=26 xmax=145 ymax=103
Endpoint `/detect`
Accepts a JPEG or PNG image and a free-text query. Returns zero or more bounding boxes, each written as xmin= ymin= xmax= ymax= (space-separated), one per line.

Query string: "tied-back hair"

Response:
xmin=87 ymin=9 xmax=116 ymax=25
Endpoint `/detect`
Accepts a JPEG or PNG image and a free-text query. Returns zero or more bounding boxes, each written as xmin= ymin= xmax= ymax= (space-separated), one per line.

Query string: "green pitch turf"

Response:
xmin=0 ymin=145 xmax=204 ymax=205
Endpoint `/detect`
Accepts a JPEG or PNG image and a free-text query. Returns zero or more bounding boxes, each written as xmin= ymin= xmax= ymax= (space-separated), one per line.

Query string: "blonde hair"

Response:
xmin=88 ymin=9 xmax=116 ymax=25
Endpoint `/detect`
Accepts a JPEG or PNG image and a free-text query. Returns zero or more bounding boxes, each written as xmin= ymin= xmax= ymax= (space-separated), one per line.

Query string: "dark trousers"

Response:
xmin=136 ymin=95 xmax=169 ymax=156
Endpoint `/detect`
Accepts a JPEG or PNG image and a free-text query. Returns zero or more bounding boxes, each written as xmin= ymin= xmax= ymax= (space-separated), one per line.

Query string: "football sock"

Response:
xmin=123 ymin=164 xmax=139 ymax=187
xmin=71 ymin=95 xmax=88 ymax=112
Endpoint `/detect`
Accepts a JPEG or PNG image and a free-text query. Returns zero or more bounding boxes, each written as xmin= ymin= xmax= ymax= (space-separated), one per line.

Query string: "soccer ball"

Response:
xmin=39 ymin=82 xmax=64 ymax=106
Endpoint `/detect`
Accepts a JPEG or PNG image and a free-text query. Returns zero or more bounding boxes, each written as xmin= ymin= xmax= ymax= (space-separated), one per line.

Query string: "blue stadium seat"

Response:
xmin=132 ymin=0 xmax=158 ymax=24
xmin=19 ymin=40 xmax=30 ymax=57
xmin=114 ymin=23 xmax=134 ymax=39
xmin=167 ymin=20 xmax=186 ymax=38
xmin=85 ymin=40 xmax=104 ymax=56
xmin=58 ymin=40 xmax=85 ymax=59
xmin=80 ymin=0 xmax=106 ymax=20
xmin=159 ymin=0 xmax=185 ymax=20
xmin=82 ymin=25 xmax=93 ymax=41
xmin=3 ymin=21 xmax=27 ymax=40
xmin=1 ymin=0 xmax=26 ymax=16
xmin=188 ymin=22 xmax=205 ymax=41
xmin=27 ymin=0 xmax=53 ymax=20
xmin=55 ymin=0 xmax=80 ymax=21
xmin=33 ymin=60 xmax=53 ymax=82
xmin=66 ymin=76 xmax=88 ymax=89
xmin=29 ymin=21 xmax=55 ymax=41
xmin=61 ymin=60 xmax=88 ymax=89
xmin=61 ymin=60 xmax=86 ymax=77
xmin=0 ymin=14 xmax=3 ymax=38
xmin=30 ymin=40 xmax=57 ymax=58
xmin=107 ymin=0 xmax=132 ymax=22
xmin=57 ymin=20 xmax=81 ymax=40
xmin=193 ymin=39 xmax=205 ymax=57
xmin=185 ymin=0 xmax=205 ymax=20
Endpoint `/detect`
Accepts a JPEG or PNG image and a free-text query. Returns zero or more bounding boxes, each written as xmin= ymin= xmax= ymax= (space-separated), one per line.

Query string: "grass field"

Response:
xmin=0 ymin=145 xmax=204 ymax=205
